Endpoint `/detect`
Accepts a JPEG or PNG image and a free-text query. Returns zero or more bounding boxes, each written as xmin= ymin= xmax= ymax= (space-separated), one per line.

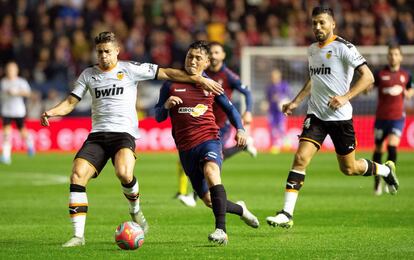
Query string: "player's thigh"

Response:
xmin=113 ymin=148 xmax=136 ymax=182
xmin=388 ymin=118 xmax=405 ymax=146
xmin=75 ymin=135 xmax=108 ymax=177
xmin=71 ymin=158 xmax=98 ymax=186
xmin=179 ymin=149 xmax=209 ymax=198
xmin=14 ymin=117 xmax=25 ymax=130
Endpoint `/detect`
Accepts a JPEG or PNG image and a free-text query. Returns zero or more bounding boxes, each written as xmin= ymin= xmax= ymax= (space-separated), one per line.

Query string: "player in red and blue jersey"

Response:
xmin=372 ymin=44 xmax=414 ymax=195
xmin=173 ymin=42 xmax=257 ymax=207
xmin=155 ymin=41 xmax=259 ymax=245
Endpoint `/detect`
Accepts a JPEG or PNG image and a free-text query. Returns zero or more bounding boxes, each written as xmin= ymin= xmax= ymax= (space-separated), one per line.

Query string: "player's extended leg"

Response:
xmin=387 ymin=133 xmax=401 ymax=163
xmin=175 ymin=161 xmax=196 ymax=207
xmin=62 ymin=158 xmax=96 ymax=247
xmin=336 ymin=151 xmax=399 ymax=194
xmin=203 ymin=161 xmax=228 ymax=244
xmin=373 ymin=142 xmax=384 ymax=195
xmin=113 ymin=148 xmax=148 ymax=234
xmin=1 ymin=123 xmax=12 ymax=164
xmin=19 ymin=126 xmax=35 ymax=157
xmin=266 ymin=141 xmax=318 ymax=228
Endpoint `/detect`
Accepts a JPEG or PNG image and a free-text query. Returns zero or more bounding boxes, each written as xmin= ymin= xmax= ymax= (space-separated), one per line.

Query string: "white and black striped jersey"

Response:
xmin=1 ymin=77 xmax=31 ymax=118
xmin=307 ymin=36 xmax=366 ymax=121
xmin=71 ymin=61 xmax=158 ymax=138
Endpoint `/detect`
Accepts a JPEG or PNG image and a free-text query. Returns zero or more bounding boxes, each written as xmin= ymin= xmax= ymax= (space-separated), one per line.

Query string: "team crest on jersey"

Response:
xmin=178 ymin=104 xmax=208 ymax=117
xmin=117 ymin=71 xmax=124 ymax=80
xmin=326 ymin=50 xmax=332 ymax=59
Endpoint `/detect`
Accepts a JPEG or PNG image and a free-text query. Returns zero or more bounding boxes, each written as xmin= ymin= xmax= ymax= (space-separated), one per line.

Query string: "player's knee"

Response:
xmin=293 ymin=153 xmax=310 ymax=168
xmin=70 ymin=168 xmax=87 ymax=184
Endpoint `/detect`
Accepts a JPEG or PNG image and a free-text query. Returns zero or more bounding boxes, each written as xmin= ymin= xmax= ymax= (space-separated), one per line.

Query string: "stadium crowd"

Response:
xmin=0 ymin=0 xmax=413 ymax=117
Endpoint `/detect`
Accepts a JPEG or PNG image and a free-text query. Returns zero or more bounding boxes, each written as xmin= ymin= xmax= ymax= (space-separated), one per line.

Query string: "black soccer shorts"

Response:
xmin=75 ymin=132 xmax=136 ymax=177
xmin=299 ymin=114 xmax=356 ymax=155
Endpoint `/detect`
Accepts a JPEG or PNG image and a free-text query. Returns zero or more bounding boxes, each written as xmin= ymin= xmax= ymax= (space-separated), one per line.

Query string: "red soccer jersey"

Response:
xmin=165 ymin=82 xmax=219 ymax=151
xmin=375 ymin=66 xmax=413 ymax=120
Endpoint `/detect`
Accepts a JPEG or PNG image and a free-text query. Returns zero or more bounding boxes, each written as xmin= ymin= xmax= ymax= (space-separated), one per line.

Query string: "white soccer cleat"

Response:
xmin=236 ymin=201 xmax=259 ymax=228
xmin=0 ymin=156 xmax=11 ymax=165
xmin=266 ymin=210 xmax=294 ymax=229
xmin=130 ymin=210 xmax=149 ymax=234
xmin=374 ymin=176 xmax=382 ymax=196
xmin=177 ymin=193 xmax=197 ymax=207
xmin=245 ymin=137 xmax=257 ymax=158
xmin=383 ymin=161 xmax=399 ymax=195
xmin=208 ymin=228 xmax=228 ymax=245
xmin=62 ymin=236 xmax=85 ymax=247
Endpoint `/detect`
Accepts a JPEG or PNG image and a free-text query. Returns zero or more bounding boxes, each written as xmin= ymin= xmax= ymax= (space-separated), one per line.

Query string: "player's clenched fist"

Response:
xmin=40 ymin=112 xmax=50 ymax=126
xmin=282 ymin=101 xmax=297 ymax=116
xmin=164 ymin=96 xmax=183 ymax=109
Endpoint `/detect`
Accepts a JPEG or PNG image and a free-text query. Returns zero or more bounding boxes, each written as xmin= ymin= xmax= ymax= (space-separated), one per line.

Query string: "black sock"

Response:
xmin=226 ymin=200 xmax=243 ymax=216
xmin=209 ymin=184 xmax=227 ymax=232
xmin=387 ymin=145 xmax=397 ymax=164
xmin=223 ymin=146 xmax=243 ymax=160
xmin=373 ymin=151 xmax=382 ymax=164
xmin=363 ymin=159 xmax=378 ymax=176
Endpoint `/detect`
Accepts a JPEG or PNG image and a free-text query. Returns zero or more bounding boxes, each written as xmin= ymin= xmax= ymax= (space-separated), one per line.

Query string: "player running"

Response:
xmin=155 ymin=41 xmax=259 ymax=245
xmin=371 ymin=44 xmax=413 ymax=195
xmin=40 ymin=32 xmax=223 ymax=247
xmin=266 ymin=7 xmax=399 ymax=229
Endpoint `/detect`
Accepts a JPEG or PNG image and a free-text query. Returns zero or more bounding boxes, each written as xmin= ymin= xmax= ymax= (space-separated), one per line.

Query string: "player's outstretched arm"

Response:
xmin=215 ymin=94 xmax=247 ymax=147
xmin=282 ymin=79 xmax=311 ymax=116
xmin=40 ymin=95 xmax=79 ymax=126
xmin=156 ymin=68 xmax=223 ymax=95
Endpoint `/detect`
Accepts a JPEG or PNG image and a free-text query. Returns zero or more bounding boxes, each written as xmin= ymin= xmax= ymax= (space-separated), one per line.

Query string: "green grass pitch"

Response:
xmin=0 ymin=152 xmax=413 ymax=259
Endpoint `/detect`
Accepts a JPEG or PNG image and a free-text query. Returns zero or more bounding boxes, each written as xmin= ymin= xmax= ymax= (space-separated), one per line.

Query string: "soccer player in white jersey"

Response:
xmin=266 ymin=7 xmax=399 ymax=229
xmin=40 ymin=32 xmax=223 ymax=247
xmin=0 ymin=61 xmax=35 ymax=165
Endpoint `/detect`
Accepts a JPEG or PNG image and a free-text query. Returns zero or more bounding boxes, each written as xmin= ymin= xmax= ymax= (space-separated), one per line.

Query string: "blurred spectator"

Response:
xmin=264 ymin=68 xmax=291 ymax=154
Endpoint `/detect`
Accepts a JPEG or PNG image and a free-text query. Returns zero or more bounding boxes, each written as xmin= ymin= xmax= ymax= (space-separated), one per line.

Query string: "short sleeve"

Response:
xmin=128 ymin=62 xmax=159 ymax=81
xmin=341 ymin=45 xmax=367 ymax=69
xmin=71 ymin=69 xmax=89 ymax=100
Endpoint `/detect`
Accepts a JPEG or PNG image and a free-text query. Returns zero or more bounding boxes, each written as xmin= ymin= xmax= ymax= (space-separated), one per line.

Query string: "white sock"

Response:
xmin=122 ymin=177 xmax=140 ymax=214
xmin=376 ymin=163 xmax=391 ymax=177
xmin=282 ymin=169 xmax=306 ymax=216
xmin=2 ymin=140 xmax=11 ymax=161
xmin=283 ymin=191 xmax=299 ymax=216
xmin=69 ymin=192 xmax=88 ymax=238
xmin=25 ymin=135 xmax=34 ymax=151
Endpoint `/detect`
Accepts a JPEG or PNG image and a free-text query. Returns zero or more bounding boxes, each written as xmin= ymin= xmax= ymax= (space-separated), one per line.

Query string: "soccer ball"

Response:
xmin=115 ymin=221 xmax=145 ymax=250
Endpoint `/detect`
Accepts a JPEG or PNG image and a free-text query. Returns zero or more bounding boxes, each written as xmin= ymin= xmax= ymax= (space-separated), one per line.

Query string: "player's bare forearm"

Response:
xmin=283 ymin=79 xmax=311 ymax=115
xmin=292 ymin=79 xmax=311 ymax=105
xmin=345 ymin=64 xmax=374 ymax=101
xmin=157 ymin=68 xmax=223 ymax=95
xmin=41 ymin=95 xmax=79 ymax=126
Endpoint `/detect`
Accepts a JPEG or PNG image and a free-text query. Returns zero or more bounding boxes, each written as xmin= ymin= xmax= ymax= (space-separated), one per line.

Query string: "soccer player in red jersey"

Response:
xmin=155 ymin=41 xmax=259 ymax=245
xmin=371 ymin=44 xmax=414 ymax=195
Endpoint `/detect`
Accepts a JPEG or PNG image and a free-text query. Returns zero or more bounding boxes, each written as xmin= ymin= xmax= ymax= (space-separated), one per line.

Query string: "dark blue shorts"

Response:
xmin=178 ymin=140 xmax=223 ymax=198
xmin=374 ymin=117 xmax=405 ymax=145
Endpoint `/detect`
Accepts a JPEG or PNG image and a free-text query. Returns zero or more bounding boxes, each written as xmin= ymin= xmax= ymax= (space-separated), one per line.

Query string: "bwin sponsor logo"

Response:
xmin=95 ymin=84 xmax=124 ymax=98
xmin=310 ymin=64 xmax=331 ymax=76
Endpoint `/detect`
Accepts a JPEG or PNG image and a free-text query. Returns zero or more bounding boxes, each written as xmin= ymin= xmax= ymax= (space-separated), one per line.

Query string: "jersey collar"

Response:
xmin=97 ymin=62 xmax=118 ymax=72
xmin=318 ymin=35 xmax=337 ymax=48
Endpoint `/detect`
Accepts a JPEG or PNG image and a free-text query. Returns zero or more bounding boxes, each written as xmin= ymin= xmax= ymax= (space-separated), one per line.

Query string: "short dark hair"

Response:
xmin=188 ymin=40 xmax=210 ymax=56
xmin=209 ymin=41 xmax=224 ymax=51
xmin=94 ymin=32 xmax=117 ymax=45
xmin=311 ymin=7 xmax=334 ymax=18
xmin=388 ymin=43 xmax=402 ymax=53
